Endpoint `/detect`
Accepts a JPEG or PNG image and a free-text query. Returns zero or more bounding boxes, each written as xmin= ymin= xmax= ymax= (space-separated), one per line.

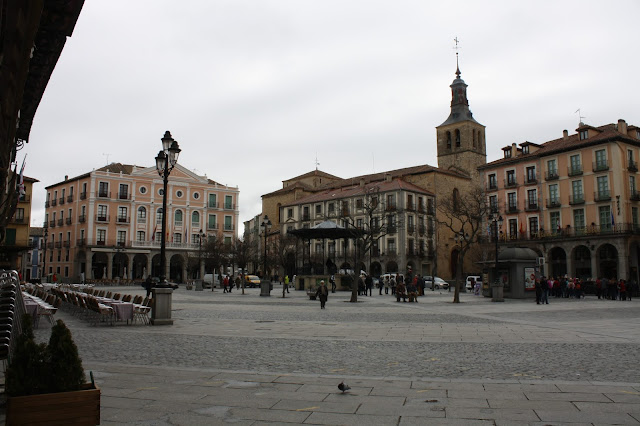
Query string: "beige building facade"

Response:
xmin=479 ymin=119 xmax=640 ymax=281
xmin=44 ymin=163 xmax=239 ymax=282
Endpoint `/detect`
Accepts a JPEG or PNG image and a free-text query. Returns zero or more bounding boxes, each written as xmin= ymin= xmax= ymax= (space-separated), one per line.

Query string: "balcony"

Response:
xmin=118 ymin=192 xmax=131 ymax=200
xmin=487 ymin=181 xmax=498 ymax=191
xmin=208 ymin=202 xmax=219 ymax=208
xmin=207 ymin=223 xmax=219 ymax=230
xmin=407 ymin=224 xmax=415 ymax=234
xmin=47 ymin=242 xmax=54 ymax=249
xmin=57 ymin=218 xmax=63 ymax=226
xmin=96 ymin=191 xmax=111 ymax=198
xmin=97 ymin=240 xmax=106 ymax=246
xmin=524 ymin=176 xmax=538 ymax=185
xmin=224 ymin=203 xmax=235 ymax=210
xmin=96 ymin=215 xmax=110 ymax=223
xmin=418 ymin=226 xmax=426 ymax=236
xmin=506 ymin=202 xmax=519 ymax=213
xmin=629 ymin=160 xmax=638 ymax=172
xmin=546 ymin=198 xmax=561 ymax=208
xmin=174 ymin=220 xmax=183 ymax=227
xmin=387 ymin=225 xmax=397 ymax=234
xmin=340 ymin=208 xmax=350 ymax=217
xmin=78 ymin=215 xmax=86 ymax=223
xmin=504 ymin=178 xmax=518 ymax=188
xmin=59 ymin=197 xmax=65 ymax=205
xmin=80 ymin=191 xmax=87 ymax=200
xmin=224 ymin=224 xmax=235 ymax=231
xmin=45 ymin=200 xmax=50 ymax=208
xmin=49 ymin=220 xmax=56 ymax=228
xmin=569 ymin=194 xmax=585 ymax=205
xmin=427 ymin=205 xmax=435 ymax=215
xmin=77 ymin=238 xmax=86 ymax=247
xmin=631 ymin=190 xmax=640 ymax=201
xmin=43 ymin=221 xmax=48 ymax=228
xmin=65 ymin=217 xmax=72 ymax=225
xmin=568 ymin=165 xmax=583 ymax=176
xmin=54 ymin=241 xmax=62 ymax=249
xmin=386 ymin=248 xmax=397 ymax=256
xmin=63 ymin=241 xmax=71 ymax=248
xmin=593 ymin=160 xmax=609 ymax=172
xmin=67 ymin=194 xmax=74 ymax=202
xmin=18 ymin=194 xmax=30 ymax=203
xmin=545 ymin=170 xmax=559 ymax=181
xmin=117 ymin=216 xmax=130 ymax=224
xmin=525 ymin=201 xmax=539 ymax=212
xmin=594 ymin=190 xmax=611 ymax=202
xmin=51 ymin=199 xmax=57 ymax=206
xmin=10 ymin=216 xmax=28 ymax=224
xmin=385 ymin=202 xmax=397 ymax=211
xmin=302 ymin=214 xmax=311 ymax=221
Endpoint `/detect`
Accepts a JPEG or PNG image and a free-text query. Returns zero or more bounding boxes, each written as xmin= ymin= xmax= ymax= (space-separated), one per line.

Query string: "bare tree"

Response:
xmin=202 ymin=234 xmax=226 ymax=279
xmin=437 ymin=185 xmax=490 ymax=303
xmin=230 ymin=236 xmax=251 ymax=294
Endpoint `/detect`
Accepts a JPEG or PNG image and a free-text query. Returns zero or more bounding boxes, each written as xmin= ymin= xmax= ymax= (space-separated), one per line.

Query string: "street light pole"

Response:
xmin=42 ymin=229 xmax=48 ymax=282
xmin=493 ymin=213 xmax=504 ymax=284
xmin=155 ymin=131 xmax=181 ymax=285
xmin=261 ymin=215 xmax=271 ymax=278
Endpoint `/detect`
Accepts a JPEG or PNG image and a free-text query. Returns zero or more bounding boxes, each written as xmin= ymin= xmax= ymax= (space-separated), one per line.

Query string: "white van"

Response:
xmin=465 ymin=275 xmax=481 ymax=291
xmin=203 ymin=274 xmax=216 ymax=289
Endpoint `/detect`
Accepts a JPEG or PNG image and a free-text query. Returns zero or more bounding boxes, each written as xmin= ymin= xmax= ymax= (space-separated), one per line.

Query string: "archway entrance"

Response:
xmin=370 ymin=261 xmax=382 ymax=277
xmin=549 ymin=247 xmax=567 ymax=277
xmin=573 ymin=245 xmax=592 ymax=280
xmin=598 ymin=244 xmax=618 ymax=279
xmin=91 ymin=252 xmax=108 ymax=279
xmin=112 ymin=252 xmax=128 ymax=279
xmin=133 ymin=254 xmax=148 ymax=279
xmin=385 ymin=261 xmax=398 ymax=274
xmin=170 ymin=254 xmax=185 ymax=283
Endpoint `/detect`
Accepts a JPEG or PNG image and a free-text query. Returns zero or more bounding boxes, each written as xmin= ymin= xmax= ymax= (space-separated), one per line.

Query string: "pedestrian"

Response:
xmin=223 ymin=275 xmax=229 ymax=293
xmin=144 ymin=275 xmax=153 ymax=297
xmin=535 ymin=276 xmax=543 ymax=304
xmin=365 ymin=274 xmax=373 ymax=296
xmin=330 ymin=274 xmax=336 ymax=293
xmin=292 ymin=274 xmax=297 ymax=291
xmin=379 ymin=276 xmax=383 ymax=295
xmin=227 ymin=275 xmax=232 ymax=293
xmin=390 ymin=275 xmax=396 ymax=295
xmin=384 ymin=276 xmax=389 ymax=295
xmin=541 ymin=277 xmax=549 ymax=304
xmin=619 ymin=279 xmax=627 ymax=301
xmin=235 ymin=275 xmax=241 ymax=291
xmin=315 ymin=280 xmax=329 ymax=309
xmin=358 ymin=275 xmax=365 ymax=295
xmin=284 ymin=275 xmax=290 ymax=293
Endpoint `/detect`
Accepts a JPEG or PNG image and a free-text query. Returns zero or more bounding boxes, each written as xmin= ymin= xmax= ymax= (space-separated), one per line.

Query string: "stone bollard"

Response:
xmin=260 ymin=280 xmax=271 ymax=297
xmin=151 ymin=287 xmax=174 ymax=325
xmin=491 ymin=281 xmax=504 ymax=302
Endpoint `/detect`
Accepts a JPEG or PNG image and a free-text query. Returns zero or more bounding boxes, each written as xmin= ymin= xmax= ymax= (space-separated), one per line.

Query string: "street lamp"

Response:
xmin=261 ymin=215 xmax=272 ymax=278
xmin=155 ymin=131 xmax=181 ymax=284
xmin=42 ymin=228 xmax=48 ymax=282
xmin=492 ymin=212 xmax=504 ymax=283
xmin=198 ymin=229 xmax=206 ymax=279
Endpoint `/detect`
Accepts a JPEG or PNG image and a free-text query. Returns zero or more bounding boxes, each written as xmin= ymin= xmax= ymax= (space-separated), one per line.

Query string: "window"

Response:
xmin=287 ymin=208 xmax=293 ymax=218
xmin=446 ymin=131 xmax=451 ymax=149
xmin=303 ymin=206 xmax=310 ymax=219
xmin=316 ymin=204 xmax=322 ymax=215
xmin=573 ymin=209 xmax=585 ymax=233
xmin=97 ymin=229 xmax=106 ymax=244
xmin=176 ymin=190 xmax=183 ymax=198
xmin=550 ymin=211 xmax=561 ymax=233
xmin=117 ymin=206 xmax=128 ymax=223
xmin=569 ymin=154 xmax=582 ymax=175
xmin=193 ymin=192 xmax=200 ymax=200
xmin=97 ymin=205 xmax=107 ymax=221
xmin=549 ymin=184 xmax=559 ymax=206
xmin=14 ymin=208 xmax=24 ymax=222
xmin=155 ymin=231 xmax=162 ymax=242
xmin=455 ymin=129 xmax=461 ymax=147
xmin=488 ymin=174 xmax=497 ymax=190
xmin=527 ymin=189 xmax=537 ymax=208
xmin=508 ymin=192 xmax=517 ymax=211
xmin=571 ymin=180 xmax=583 ymax=203
xmin=388 ymin=239 xmax=396 ymax=253
xmin=192 ymin=211 xmax=200 ymax=225
xmin=599 ymin=205 xmax=612 ymax=230
xmin=596 ymin=176 xmax=609 ymax=199
xmin=526 ymin=166 xmax=536 ymax=183
xmin=174 ymin=210 xmax=183 ymax=226
xmin=119 ymin=184 xmax=129 ymax=199
xmin=208 ymin=194 xmax=217 ymax=208
xmin=522 ymin=145 xmax=529 ymax=154
xmin=547 ymin=159 xmax=557 ymax=178
xmin=506 ymin=170 xmax=516 ymax=186
xmin=173 ymin=233 xmax=181 ymax=243
xmin=356 ymin=199 xmax=363 ymax=209
xmin=137 ymin=231 xmax=145 ymax=242
xmin=631 ymin=176 xmax=637 ymax=196
xmin=139 ymin=186 xmax=147 ymax=194
xmin=116 ymin=231 xmax=126 ymax=246
xmin=137 ymin=206 xmax=146 ymax=221
xmin=633 ymin=207 xmax=639 ymax=230
xmin=208 ymin=214 xmax=216 ymax=229
xmin=98 ymin=182 xmax=109 ymax=197
xmin=579 ymin=129 xmax=588 ymax=140
xmin=224 ymin=236 xmax=231 ymax=245
xmin=224 ymin=216 xmax=233 ymax=231
xmin=386 ymin=194 xmax=395 ymax=209
xmin=489 ymin=195 xmax=498 ymax=212
xmin=504 ymin=149 xmax=512 ymax=159
xmin=595 ymin=149 xmax=607 ymax=170
xmin=224 ymin=195 xmax=233 ymax=209
xmin=407 ymin=194 xmax=414 ymax=210
xmin=328 ymin=203 xmax=335 ymax=213
xmin=529 ymin=217 xmax=539 ymax=237
xmin=156 ymin=208 xmax=163 ymax=223
xmin=356 ymin=218 xmax=363 ymax=229
xmin=508 ymin=219 xmax=517 ymax=238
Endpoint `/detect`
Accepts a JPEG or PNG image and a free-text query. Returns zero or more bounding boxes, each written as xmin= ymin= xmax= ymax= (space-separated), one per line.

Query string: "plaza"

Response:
xmin=6 ymin=286 xmax=640 ymax=425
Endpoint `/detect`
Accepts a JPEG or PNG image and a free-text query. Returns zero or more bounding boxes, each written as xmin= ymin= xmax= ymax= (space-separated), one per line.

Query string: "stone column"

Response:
xmin=591 ymin=249 xmax=599 ymax=279
xmin=87 ymin=251 xmax=93 ymax=280
xmin=146 ymin=255 xmax=153 ymax=279
xmin=182 ymin=261 xmax=188 ymax=284
xmin=150 ymin=287 xmax=173 ymax=325
xmin=199 ymin=258 xmax=205 ymax=279
xmin=128 ymin=255 xmax=134 ymax=280
xmin=164 ymin=251 xmax=170 ymax=281
xmin=106 ymin=253 xmax=113 ymax=280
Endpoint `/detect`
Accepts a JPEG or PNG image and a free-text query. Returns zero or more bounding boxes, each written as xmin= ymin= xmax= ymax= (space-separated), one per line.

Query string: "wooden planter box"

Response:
xmin=6 ymin=383 xmax=100 ymax=425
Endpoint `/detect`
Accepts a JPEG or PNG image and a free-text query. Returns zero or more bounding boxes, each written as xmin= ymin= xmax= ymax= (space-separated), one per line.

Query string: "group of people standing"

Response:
xmin=595 ymin=277 xmax=637 ymax=301
xmin=221 ymin=275 xmax=241 ymax=293
xmin=535 ymin=275 xmax=638 ymax=304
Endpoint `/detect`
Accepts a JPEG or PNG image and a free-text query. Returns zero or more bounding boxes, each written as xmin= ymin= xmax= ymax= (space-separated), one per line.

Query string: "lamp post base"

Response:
xmin=260 ymin=280 xmax=271 ymax=297
xmin=151 ymin=287 xmax=174 ymax=325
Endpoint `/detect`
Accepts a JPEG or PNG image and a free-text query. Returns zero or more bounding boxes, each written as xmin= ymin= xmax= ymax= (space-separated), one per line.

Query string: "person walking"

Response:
xmin=390 ymin=275 xmax=396 ymax=295
xmin=316 ymin=280 xmax=329 ymax=309
xmin=144 ymin=275 xmax=153 ymax=297
xmin=235 ymin=275 xmax=241 ymax=291
xmin=223 ymin=275 xmax=229 ymax=293
xmin=535 ymin=276 xmax=542 ymax=304
xmin=330 ymin=274 xmax=336 ymax=293
xmin=365 ymin=274 xmax=373 ymax=296
xmin=541 ymin=277 xmax=550 ymax=304
xmin=284 ymin=275 xmax=290 ymax=293
xmin=384 ymin=276 xmax=390 ymax=295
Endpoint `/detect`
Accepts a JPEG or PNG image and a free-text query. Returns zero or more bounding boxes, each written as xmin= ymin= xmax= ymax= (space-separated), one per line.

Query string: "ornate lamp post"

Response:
xmin=492 ymin=212 xmax=504 ymax=283
xmin=155 ymin=131 xmax=181 ymax=284
xmin=261 ymin=215 xmax=272 ymax=278
xmin=198 ymin=229 xmax=206 ymax=279
xmin=42 ymin=228 xmax=48 ymax=282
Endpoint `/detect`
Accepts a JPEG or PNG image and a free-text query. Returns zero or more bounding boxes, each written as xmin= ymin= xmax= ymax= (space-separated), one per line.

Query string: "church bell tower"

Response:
xmin=436 ymin=57 xmax=486 ymax=178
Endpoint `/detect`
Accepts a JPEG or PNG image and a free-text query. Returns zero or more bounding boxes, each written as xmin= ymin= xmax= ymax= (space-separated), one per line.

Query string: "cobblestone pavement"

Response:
xmin=17 ymin=286 xmax=640 ymax=424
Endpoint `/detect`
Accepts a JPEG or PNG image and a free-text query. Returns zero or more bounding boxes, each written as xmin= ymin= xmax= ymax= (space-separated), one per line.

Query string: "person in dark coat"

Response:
xmin=144 ymin=276 xmax=153 ymax=297
xmin=316 ymin=280 xmax=329 ymax=309
xmin=365 ymin=275 xmax=373 ymax=296
xmin=535 ymin=276 xmax=543 ymax=305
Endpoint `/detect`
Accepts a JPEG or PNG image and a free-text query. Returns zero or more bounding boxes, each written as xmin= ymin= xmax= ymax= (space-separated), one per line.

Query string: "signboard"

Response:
xmin=524 ymin=267 xmax=536 ymax=291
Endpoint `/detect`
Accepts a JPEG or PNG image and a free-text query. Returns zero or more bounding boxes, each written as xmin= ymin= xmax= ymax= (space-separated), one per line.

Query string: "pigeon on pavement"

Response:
xmin=338 ymin=381 xmax=351 ymax=393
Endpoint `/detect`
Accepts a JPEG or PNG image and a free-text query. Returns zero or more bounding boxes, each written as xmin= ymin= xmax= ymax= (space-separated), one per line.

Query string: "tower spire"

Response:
xmin=454 ymin=37 xmax=461 ymax=78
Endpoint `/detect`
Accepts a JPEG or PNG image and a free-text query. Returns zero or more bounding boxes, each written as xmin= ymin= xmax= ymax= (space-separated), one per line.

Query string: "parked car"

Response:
xmin=424 ymin=276 xmax=449 ymax=289
xmin=465 ymin=275 xmax=482 ymax=291
xmin=203 ymin=274 xmax=217 ymax=289
xmin=245 ymin=275 xmax=261 ymax=288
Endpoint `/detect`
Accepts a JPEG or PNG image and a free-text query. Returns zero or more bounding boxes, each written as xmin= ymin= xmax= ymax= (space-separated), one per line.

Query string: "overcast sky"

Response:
xmin=25 ymin=0 xmax=640 ymax=233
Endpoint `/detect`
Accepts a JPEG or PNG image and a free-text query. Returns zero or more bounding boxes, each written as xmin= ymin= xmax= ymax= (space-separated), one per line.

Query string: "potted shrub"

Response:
xmin=5 ymin=315 xmax=100 ymax=425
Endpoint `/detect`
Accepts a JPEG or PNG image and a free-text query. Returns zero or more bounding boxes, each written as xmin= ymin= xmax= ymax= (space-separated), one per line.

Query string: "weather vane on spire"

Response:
xmin=315 ymin=153 xmax=320 ymax=170
xmin=453 ymin=37 xmax=461 ymax=78
xmin=575 ymin=108 xmax=586 ymax=125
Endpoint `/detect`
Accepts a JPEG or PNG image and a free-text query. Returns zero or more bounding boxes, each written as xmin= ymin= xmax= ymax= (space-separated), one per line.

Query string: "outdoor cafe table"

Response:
xmin=97 ymin=298 xmax=134 ymax=323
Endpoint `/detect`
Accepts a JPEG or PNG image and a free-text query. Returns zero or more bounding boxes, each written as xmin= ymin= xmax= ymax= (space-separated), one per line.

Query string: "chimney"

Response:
xmin=360 ymin=178 xmax=365 ymax=187
xmin=511 ymin=143 xmax=517 ymax=157
xmin=385 ymin=173 xmax=392 ymax=183
xmin=618 ymin=119 xmax=628 ymax=134
xmin=563 ymin=130 xmax=568 ymax=140
xmin=64 ymin=175 xmax=68 ymax=181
